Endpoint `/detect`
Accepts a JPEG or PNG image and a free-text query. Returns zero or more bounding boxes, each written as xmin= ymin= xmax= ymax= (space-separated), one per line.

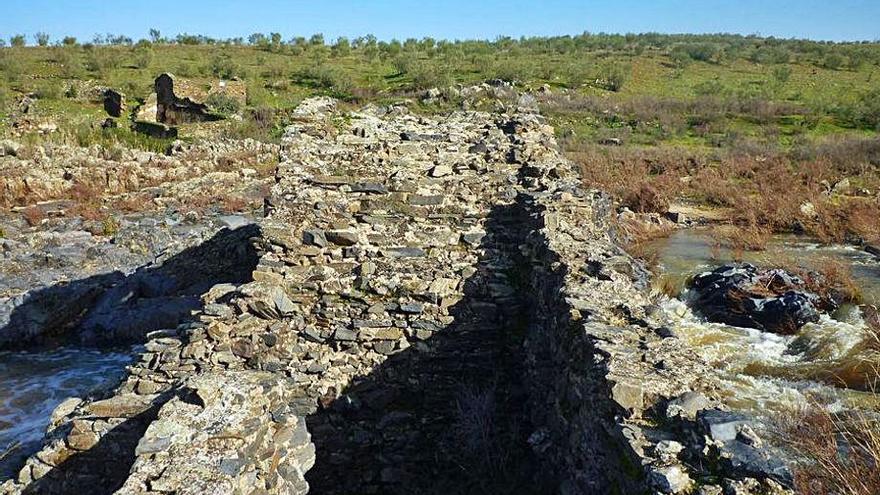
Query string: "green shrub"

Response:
xmin=299 ymin=65 xmax=354 ymax=97
xmin=676 ymin=43 xmax=720 ymax=63
xmin=392 ymin=54 xmax=416 ymax=75
xmin=750 ymin=46 xmax=791 ymax=64
xmin=490 ymin=59 xmax=532 ymax=83
xmin=101 ymin=215 xmax=120 ymax=236
xmin=133 ymin=46 xmax=153 ymax=69
xmin=821 ymin=53 xmax=845 ymax=71
xmin=35 ymin=32 xmax=50 ymax=47
xmin=34 ymin=83 xmax=62 ymax=100
xmin=598 ymin=63 xmax=629 ymax=92
xmin=694 ymin=80 xmax=726 ymax=96
xmin=563 ymin=63 xmax=593 ymax=88
xmin=773 ymin=66 xmax=792 ymax=84
xmin=670 ymin=46 xmax=692 ymax=68
xmin=246 ymin=84 xmax=271 ymax=106
xmin=409 ymin=62 xmax=452 ymax=90
xmin=9 ymin=35 xmax=26 ymax=47
xmin=207 ymin=53 xmax=241 ymax=79
xmin=85 ymin=50 xmax=119 ymax=78
xmin=205 ymin=93 xmax=242 ymax=115
xmin=855 ymin=89 xmax=880 ymax=130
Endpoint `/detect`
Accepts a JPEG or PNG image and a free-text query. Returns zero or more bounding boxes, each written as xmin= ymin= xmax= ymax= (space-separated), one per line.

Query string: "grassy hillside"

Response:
xmin=1 ymin=32 xmax=879 ymax=247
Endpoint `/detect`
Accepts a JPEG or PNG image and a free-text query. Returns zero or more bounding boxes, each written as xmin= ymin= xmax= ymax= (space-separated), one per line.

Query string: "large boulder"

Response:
xmin=687 ymin=263 xmax=823 ymax=334
xmin=103 ymin=88 xmax=125 ymax=117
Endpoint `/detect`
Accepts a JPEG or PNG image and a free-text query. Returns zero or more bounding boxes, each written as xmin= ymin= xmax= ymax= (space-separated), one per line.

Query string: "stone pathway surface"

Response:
xmin=2 ymin=98 xmax=789 ymax=495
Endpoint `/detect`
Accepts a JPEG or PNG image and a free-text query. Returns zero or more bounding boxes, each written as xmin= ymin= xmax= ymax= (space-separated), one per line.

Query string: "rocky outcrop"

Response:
xmin=687 ymin=264 xmax=825 ymax=334
xmin=0 ymin=137 xmax=277 ymax=208
xmin=154 ymin=73 xmax=222 ymax=125
xmin=103 ymin=89 xmax=125 ymax=118
xmin=2 ymin=98 xmax=793 ymax=495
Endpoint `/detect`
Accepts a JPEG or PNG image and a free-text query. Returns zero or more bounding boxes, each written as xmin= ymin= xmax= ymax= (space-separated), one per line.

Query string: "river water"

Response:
xmin=0 ymin=347 xmax=133 ymax=480
xmin=647 ymin=229 xmax=880 ymax=417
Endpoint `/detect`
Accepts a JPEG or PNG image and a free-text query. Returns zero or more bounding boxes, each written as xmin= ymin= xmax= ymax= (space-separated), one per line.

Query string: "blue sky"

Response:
xmin=2 ymin=1 xmax=878 ymax=43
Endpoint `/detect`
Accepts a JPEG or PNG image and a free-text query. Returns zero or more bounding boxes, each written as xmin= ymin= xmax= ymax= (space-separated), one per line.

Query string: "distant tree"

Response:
xmin=332 ymin=37 xmax=351 ymax=57
xmin=106 ymin=34 xmax=132 ymax=45
xmin=670 ymin=45 xmax=692 ymax=68
xmin=821 ymin=53 xmax=845 ymax=70
xmin=133 ymin=44 xmax=153 ymax=68
xmin=419 ymin=37 xmax=436 ymax=52
xmin=847 ymin=51 xmax=867 ymax=71
xmin=207 ymin=53 xmax=241 ymax=79
xmin=35 ymin=32 xmax=50 ymax=46
xmin=362 ymin=34 xmax=379 ymax=59
xmin=62 ymin=36 xmax=78 ymax=46
xmin=600 ymin=63 xmax=629 ymax=92
xmin=248 ymin=33 xmax=267 ymax=46
xmin=0 ymin=39 xmax=6 ymax=48
xmin=10 ymin=34 xmax=26 ymax=47
xmin=269 ymin=32 xmax=283 ymax=51
xmin=309 ymin=33 xmax=325 ymax=46
xmin=149 ymin=28 xmax=162 ymax=43
xmin=772 ymin=66 xmax=792 ymax=84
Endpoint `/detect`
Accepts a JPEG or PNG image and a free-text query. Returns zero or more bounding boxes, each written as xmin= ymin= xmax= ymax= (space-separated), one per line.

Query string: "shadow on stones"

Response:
xmin=0 ymin=224 xmax=261 ymax=350
xmin=20 ymin=403 xmax=163 ymax=495
xmin=1 ymin=225 xmax=261 ymax=491
xmin=305 ymin=193 xmax=556 ymax=495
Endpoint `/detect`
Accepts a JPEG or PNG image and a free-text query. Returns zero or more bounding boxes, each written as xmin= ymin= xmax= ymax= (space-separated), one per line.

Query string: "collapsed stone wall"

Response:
xmin=3 ymin=97 xmax=791 ymax=495
xmin=154 ymin=73 xmax=220 ymax=125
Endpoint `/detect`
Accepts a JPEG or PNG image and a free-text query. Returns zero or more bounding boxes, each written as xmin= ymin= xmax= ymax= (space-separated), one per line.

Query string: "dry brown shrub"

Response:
xmin=68 ymin=181 xmax=103 ymax=204
xmin=623 ymin=182 xmax=669 ymax=213
xmin=221 ymin=196 xmax=248 ymax=213
xmin=216 ymin=150 xmax=259 ymax=173
xmin=114 ymin=194 xmax=152 ymax=213
xmin=616 ymin=216 xmax=675 ymax=265
xmin=713 ymin=224 xmax=772 ymax=254
xmin=814 ymin=258 xmax=863 ymax=304
xmin=865 ymin=306 xmax=880 ymax=350
xmin=68 ymin=202 xmax=104 ymax=222
xmin=577 ymin=146 xmax=687 ymax=213
xmin=769 ymin=257 xmax=862 ymax=307
xmin=779 ymin=404 xmax=880 ymax=495
xmin=22 ymin=206 xmax=45 ymax=226
xmin=846 ymin=201 xmax=880 ymax=244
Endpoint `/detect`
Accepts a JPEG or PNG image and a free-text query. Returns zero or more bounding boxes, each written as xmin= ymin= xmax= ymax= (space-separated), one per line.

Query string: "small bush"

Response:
xmin=821 ymin=53 xmax=845 ymax=71
xmin=623 ymin=183 xmax=670 ymax=213
xmin=490 ymin=59 xmax=532 ymax=84
xmin=85 ymin=50 xmax=119 ymax=78
xmin=34 ymin=32 xmax=50 ymax=47
xmin=779 ymin=403 xmax=880 ymax=495
xmin=392 ymin=54 xmax=416 ymax=75
xmin=22 ymin=207 xmax=46 ymax=226
xmin=133 ymin=46 xmax=153 ymax=69
xmin=205 ymin=93 xmax=241 ymax=115
xmin=207 ymin=53 xmax=241 ymax=79
xmin=598 ymin=63 xmax=629 ymax=92
xmin=773 ymin=66 xmax=792 ymax=84
xmin=101 ymin=216 xmax=120 ymax=237
xmin=409 ymin=61 xmax=453 ymax=90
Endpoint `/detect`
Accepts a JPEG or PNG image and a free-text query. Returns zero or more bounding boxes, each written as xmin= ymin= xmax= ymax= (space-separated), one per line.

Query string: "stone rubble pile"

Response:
xmin=0 ymin=137 xmax=276 ymax=208
xmin=2 ymin=98 xmax=794 ymax=495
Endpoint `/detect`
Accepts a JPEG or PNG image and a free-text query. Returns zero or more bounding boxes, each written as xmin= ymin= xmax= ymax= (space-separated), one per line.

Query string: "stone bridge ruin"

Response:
xmin=2 ymin=98 xmax=783 ymax=495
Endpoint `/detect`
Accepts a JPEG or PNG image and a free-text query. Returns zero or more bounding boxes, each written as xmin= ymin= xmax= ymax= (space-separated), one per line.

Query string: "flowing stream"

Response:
xmin=647 ymin=229 xmax=880 ymax=417
xmin=0 ymin=347 xmax=134 ymax=480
